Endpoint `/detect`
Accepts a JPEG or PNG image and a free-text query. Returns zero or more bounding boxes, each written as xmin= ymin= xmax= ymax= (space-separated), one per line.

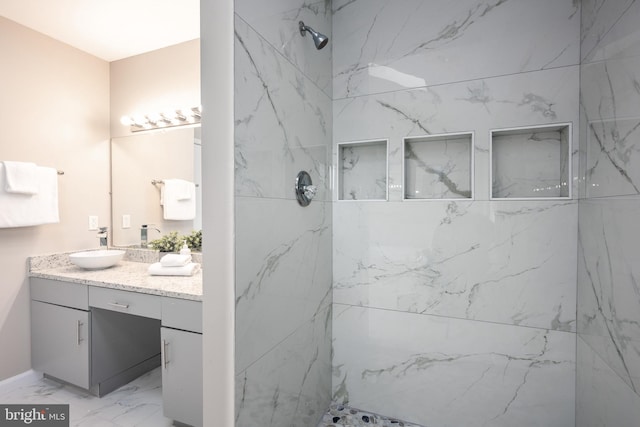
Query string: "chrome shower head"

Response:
xmin=299 ymin=21 xmax=328 ymax=50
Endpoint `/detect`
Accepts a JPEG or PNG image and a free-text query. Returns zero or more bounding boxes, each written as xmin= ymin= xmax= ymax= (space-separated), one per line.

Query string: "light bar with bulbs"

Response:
xmin=120 ymin=106 xmax=202 ymax=132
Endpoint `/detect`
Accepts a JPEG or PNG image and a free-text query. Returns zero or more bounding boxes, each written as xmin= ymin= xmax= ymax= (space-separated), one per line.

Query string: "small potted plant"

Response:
xmin=148 ymin=231 xmax=185 ymax=253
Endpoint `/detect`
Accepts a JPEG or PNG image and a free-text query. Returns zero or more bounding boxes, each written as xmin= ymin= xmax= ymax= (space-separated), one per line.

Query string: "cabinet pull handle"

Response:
xmin=162 ymin=339 xmax=169 ymax=369
xmin=76 ymin=320 xmax=84 ymax=345
xmin=108 ymin=302 xmax=129 ymax=309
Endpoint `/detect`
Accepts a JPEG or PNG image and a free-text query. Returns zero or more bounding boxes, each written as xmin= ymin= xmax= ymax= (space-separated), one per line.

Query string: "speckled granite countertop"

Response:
xmin=28 ymin=249 xmax=203 ymax=301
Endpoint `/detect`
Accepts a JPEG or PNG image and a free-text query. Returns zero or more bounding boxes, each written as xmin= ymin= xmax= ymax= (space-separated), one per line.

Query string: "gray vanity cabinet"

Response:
xmin=30 ymin=276 xmax=203 ymax=426
xmin=161 ymin=327 xmax=202 ymax=427
xmin=31 ymin=302 xmax=90 ymax=388
xmin=161 ymin=297 xmax=203 ymax=427
xmin=31 ymin=278 xmax=90 ymax=389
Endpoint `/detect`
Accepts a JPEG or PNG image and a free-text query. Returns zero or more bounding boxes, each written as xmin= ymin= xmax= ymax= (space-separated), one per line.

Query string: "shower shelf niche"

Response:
xmin=403 ymin=132 xmax=474 ymax=200
xmin=490 ymin=123 xmax=571 ymax=199
xmin=337 ymin=139 xmax=388 ymax=201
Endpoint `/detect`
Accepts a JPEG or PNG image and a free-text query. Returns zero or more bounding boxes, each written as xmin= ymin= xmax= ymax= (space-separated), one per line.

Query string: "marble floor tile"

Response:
xmin=0 ymin=368 xmax=172 ymax=427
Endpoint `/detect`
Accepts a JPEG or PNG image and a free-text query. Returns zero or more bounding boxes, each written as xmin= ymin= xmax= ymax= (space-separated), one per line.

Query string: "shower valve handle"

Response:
xmin=303 ymin=185 xmax=317 ymax=200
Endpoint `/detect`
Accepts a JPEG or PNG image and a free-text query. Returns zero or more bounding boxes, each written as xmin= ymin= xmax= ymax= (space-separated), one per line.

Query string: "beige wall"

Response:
xmin=0 ymin=17 xmax=111 ymax=380
xmin=110 ymin=39 xmax=201 ymax=138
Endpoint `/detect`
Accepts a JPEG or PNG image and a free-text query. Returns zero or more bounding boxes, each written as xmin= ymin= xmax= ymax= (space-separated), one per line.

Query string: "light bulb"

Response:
xmin=147 ymin=112 xmax=161 ymax=124
xmin=133 ymin=115 xmax=146 ymax=126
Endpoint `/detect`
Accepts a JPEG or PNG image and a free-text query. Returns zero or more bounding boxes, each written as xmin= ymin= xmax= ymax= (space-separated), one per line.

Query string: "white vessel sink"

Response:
xmin=69 ymin=249 xmax=125 ymax=270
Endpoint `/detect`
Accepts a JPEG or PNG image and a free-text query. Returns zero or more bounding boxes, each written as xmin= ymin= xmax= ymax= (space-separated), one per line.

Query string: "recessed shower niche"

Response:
xmin=403 ymin=132 xmax=473 ymax=200
xmin=337 ymin=139 xmax=388 ymax=201
xmin=491 ymin=123 xmax=571 ymax=199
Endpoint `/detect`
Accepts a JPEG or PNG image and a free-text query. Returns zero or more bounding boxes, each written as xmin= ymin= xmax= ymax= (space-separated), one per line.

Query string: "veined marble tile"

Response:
xmin=492 ymin=125 xmax=571 ymax=199
xmin=234 ymin=0 xmax=332 ymax=97
xmin=581 ymin=56 xmax=640 ymax=198
xmin=235 ymin=16 xmax=332 ymax=201
xmin=333 ymin=200 xmax=577 ymax=331
xmin=332 ymin=305 xmax=576 ymax=427
xmin=577 ymin=197 xmax=640 ymax=393
xmin=580 ymin=0 xmax=637 ymax=63
xmin=236 ymin=197 xmax=332 ymax=373
xmin=585 ymin=116 xmax=640 ymax=198
xmin=332 ymin=0 xmax=579 ymax=99
xmin=334 ymin=65 xmax=580 ymax=201
xmin=338 ymin=141 xmax=388 ymax=200
xmin=404 ymin=133 xmax=473 ymax=200
xmin=583 ymin=0 xmax=640 ymax=63
xmin=581 ymin=55 xmax=640 ymax=122
xmin=0 ymin=368 xmax=172 ymax=427
xmin=576 ymin=337 xmax=640 ymax=427
xmin=236 ymin=304 xmax=331 ymax=427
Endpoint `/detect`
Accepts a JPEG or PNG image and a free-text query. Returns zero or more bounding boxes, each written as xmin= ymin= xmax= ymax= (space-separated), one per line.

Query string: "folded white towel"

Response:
xmin=2 ymin=161 xmax=39 ymax=195
xmin=161 ymin=179 xmax=196 ymax=220
xmin=0 ymin=164 xmax=59 ymax=228
xmin=160 ymin=253 xmax=192 ymax=267
xmin=148 ymin=262 xmax=201 ymax=276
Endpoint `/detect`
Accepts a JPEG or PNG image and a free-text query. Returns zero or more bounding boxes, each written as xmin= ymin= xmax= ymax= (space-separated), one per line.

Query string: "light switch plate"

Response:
xmin=122 ymin=214 xmax=131 ymax=229
xmin=88 ymin=216 xmax=99 ymax=231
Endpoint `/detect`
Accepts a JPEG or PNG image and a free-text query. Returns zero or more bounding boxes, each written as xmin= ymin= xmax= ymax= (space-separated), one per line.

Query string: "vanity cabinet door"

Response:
xmin=161 ymin=327 xmax=202 ymax=427
xmin=31 ymin=301 xmax=90 ymax=389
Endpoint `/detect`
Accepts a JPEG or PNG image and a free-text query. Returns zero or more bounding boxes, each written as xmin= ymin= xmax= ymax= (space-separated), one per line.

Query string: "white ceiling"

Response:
xmin=0 ymin=0 xmax=199 ymax=62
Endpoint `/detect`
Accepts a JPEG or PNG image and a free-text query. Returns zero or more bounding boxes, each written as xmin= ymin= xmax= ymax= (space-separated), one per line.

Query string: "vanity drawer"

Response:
xmin=89 ymin=287 xmax=161 ymax=319
xmin=161 ymin=297 xmax=202 ymax=333
xmin=31 ymin=277 xmax=88 ymax=310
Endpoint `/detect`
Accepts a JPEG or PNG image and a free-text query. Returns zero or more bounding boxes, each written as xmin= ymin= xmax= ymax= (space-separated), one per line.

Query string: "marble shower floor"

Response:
xmin=317 ymin=403 xmax=425 ymax=427
xmin=0 ymin=368 xmax=172 ymax=427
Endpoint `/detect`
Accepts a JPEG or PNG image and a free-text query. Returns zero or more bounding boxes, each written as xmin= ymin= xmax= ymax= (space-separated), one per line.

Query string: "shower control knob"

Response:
xmin=303 ymin=185 xmax=317 ymax=200
xmin=295 ymin=171 xmax=316 ymax=206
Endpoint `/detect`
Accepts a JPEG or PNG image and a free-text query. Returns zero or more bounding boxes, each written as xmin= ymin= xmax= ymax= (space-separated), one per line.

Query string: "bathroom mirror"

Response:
xmin=110 ymin=126 xmax=202 ymax=248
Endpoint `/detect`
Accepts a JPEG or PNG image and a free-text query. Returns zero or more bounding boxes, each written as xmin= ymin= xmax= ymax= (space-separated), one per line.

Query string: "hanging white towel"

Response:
xmin=0 ymin=164 xmax=59 ymax=228
xmin=161 ymin=179 xmax=196 ymax=220
xmin=2 ymin=161 xmax=39 ymax=195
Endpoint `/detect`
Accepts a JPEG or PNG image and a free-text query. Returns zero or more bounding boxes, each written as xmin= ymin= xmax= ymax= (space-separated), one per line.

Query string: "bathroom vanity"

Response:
xmin=28 ymin=251 xmax=202 ymax=427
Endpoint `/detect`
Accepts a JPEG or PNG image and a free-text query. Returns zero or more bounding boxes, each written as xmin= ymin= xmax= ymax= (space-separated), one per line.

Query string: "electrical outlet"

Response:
xmin=122 ymin=214 xmax=131 ymax=229
xmin=88 ymin=216 xmax=99 ymax=231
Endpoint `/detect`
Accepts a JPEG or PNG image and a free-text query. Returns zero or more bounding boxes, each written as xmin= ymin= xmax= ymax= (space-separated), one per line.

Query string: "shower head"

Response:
xmin=299 ymin=21 xmax=329 ymax=50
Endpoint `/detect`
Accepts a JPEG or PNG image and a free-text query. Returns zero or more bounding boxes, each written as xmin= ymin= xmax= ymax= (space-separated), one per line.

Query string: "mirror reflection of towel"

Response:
xmin=161 ymin=179 xmax=196 ymax=220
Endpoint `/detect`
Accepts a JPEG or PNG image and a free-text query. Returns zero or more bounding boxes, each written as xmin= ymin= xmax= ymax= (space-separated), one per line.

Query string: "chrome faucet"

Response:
xmin=98 ymin=227 xmax=108 ymax=248
xmin=141 ymin=224 xmax=161 ymax=248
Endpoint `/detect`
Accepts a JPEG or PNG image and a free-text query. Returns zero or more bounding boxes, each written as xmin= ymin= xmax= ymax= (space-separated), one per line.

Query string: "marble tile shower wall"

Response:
xmin=577 ymin=1 xmax=640 ymax=426
xmin=233 ymin=1 xmax=333 ymax=426
xmin=332 ymin=1 xmax=580 ymax=426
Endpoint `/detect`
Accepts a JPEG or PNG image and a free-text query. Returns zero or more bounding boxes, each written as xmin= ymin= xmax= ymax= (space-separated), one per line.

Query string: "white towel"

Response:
xmin=0 ymin=164 xmax=59 ymax=228
xmin=160 ymin=253 xmax=192 ymax=267
xmin=161 ymin=179 xmax=196 ymax=220
xmin=2 ymin=161 xmax=39 ymax=195
xmin=148 ymin=262 xmax=201 ymax=276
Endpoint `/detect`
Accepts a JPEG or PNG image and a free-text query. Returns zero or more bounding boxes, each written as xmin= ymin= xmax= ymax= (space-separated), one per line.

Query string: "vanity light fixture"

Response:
xmin=120 ymin=106 xmax=202 ymax=132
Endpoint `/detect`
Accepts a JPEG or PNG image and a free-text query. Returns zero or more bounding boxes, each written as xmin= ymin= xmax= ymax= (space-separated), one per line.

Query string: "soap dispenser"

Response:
xmin=180 ymin=242 xmax=191 ymax=255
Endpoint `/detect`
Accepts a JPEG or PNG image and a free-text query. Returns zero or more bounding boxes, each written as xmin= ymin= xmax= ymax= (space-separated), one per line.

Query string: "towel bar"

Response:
xmin=152 ymin=179 xmax=199 ymax=187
